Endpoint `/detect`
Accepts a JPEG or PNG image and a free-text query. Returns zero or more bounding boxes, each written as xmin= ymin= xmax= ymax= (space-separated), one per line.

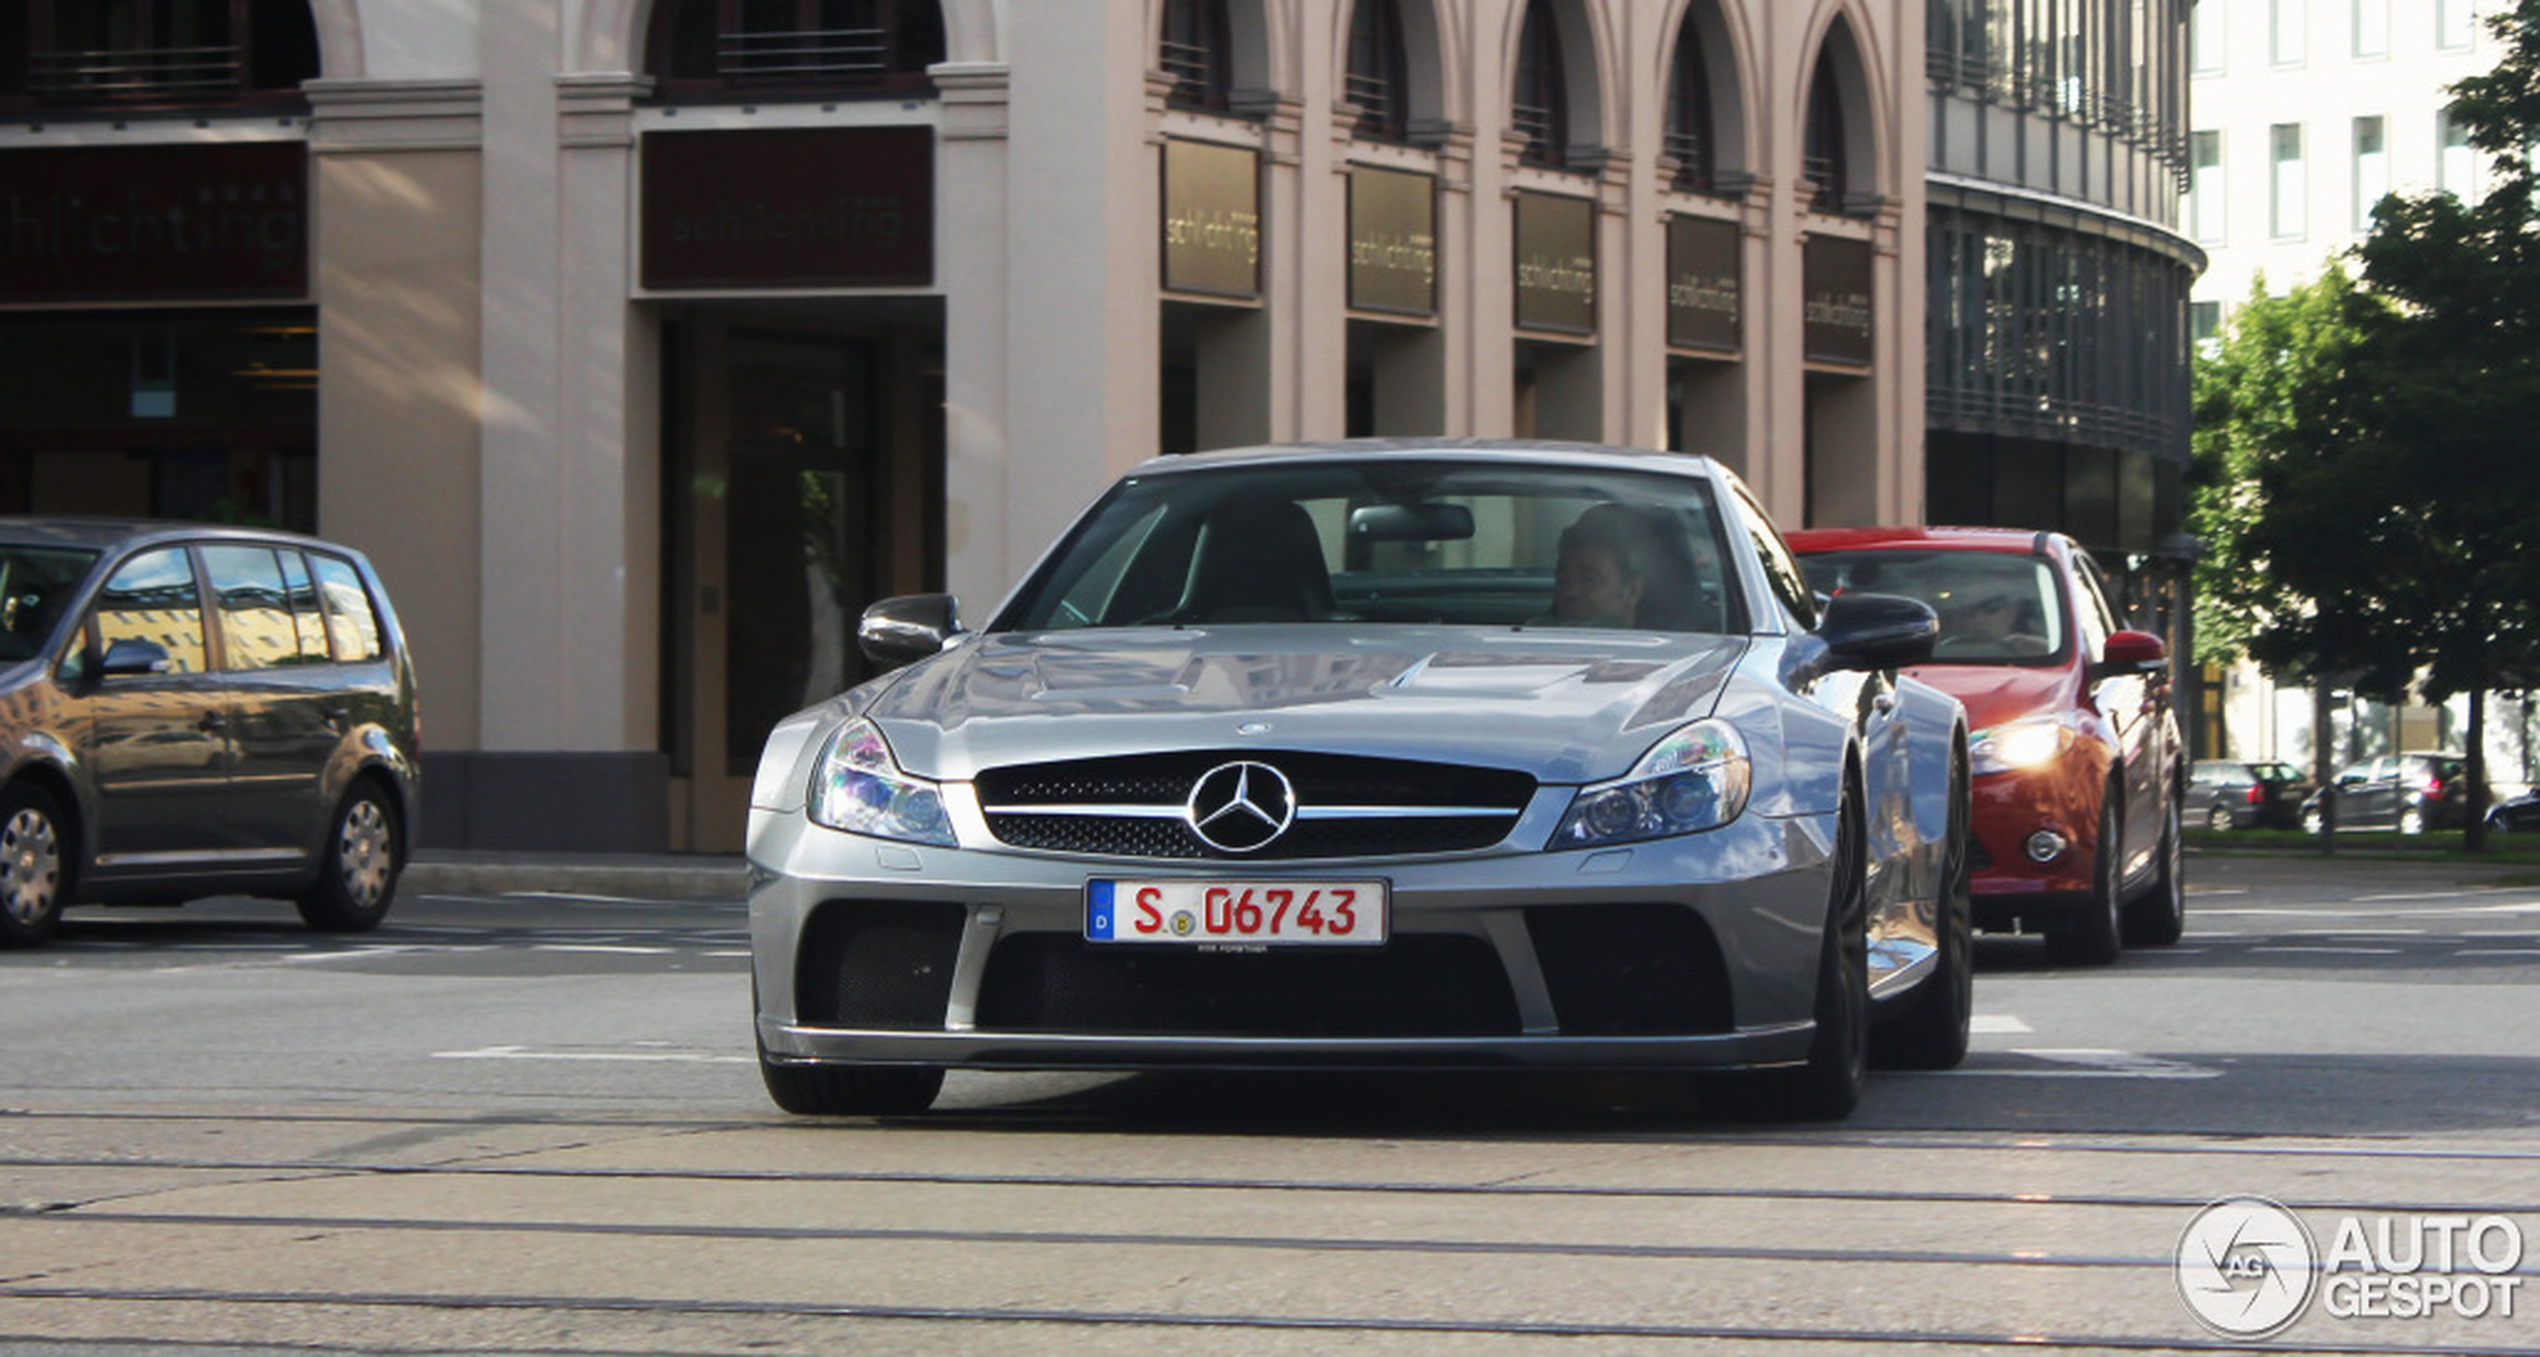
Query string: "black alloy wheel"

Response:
xmin=2046 ymin=790 xmax=2124 ymax=966
xmin=2124 ymin=788 xmax=2187 ymax=947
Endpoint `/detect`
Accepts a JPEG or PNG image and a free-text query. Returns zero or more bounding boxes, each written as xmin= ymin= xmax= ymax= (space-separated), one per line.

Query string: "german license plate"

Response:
xmin=1085 ymin=879 xmax=1387 ymax=945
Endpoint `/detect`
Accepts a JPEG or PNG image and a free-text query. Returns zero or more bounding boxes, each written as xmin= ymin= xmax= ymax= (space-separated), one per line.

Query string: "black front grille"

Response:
xmin=794 ymin=900 xmax=966 ymax=1028
xmin=974 ymin=933 xmax=1521 ymax=1037
xmin=1524 ymin=904 xmax=1734 ymax=1035
xmin=977 ymin=750 xmax=1536 ymax=861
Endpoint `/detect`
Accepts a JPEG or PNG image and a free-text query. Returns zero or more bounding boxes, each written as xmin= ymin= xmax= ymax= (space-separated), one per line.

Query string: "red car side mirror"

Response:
xmin=2095 ymin=629 xmax=2169 ymax=683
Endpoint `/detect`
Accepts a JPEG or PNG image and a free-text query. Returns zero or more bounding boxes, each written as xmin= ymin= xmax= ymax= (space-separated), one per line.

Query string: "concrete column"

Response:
xmin=933 ymin=61 xmax=1013 ymax=615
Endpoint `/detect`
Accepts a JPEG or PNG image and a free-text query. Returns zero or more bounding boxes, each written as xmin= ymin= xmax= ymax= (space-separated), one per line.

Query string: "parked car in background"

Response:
xmin=748 ymin=440 xmax=1975 ymax=1121
xmin=0 ymin=520 xmax=420 ymax=948
xmin=1791 ymin=526 xmax=2185 ymax=966
xmin=2486 ymin=790 xmax=2540 ymax=834
xmin=2187 ymin=759 xmax=2313 ymax=831
xmin=2300 ymin=753 xmax=2478 ymax=834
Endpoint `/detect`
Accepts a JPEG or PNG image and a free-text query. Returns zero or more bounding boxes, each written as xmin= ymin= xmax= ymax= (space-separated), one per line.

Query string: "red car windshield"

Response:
xmin=1798 ymin=548 xmax=2069 ymax=665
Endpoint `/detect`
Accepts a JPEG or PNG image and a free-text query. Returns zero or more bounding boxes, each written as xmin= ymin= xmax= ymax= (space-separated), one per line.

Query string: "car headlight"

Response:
xmin=1555 ymin=719 xmax=1752 ymax=849
xmin=1969 ymin=716 xmax=2072 ymax=775
xmin=809 ymin=718 xmax=956 ymax=847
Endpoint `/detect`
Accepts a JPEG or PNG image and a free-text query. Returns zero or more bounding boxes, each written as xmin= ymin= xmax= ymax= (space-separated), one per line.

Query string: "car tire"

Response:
xmin=760 ymin=1044 xmax=945 ymax=1117
xmin=1757 ymin=785 xmax=1870 ymax=1119
xmin=2206 ymin=803 xmax=2235 ymax=833
xmin=2124 ymin=790 xmax=2186 ymax=947
xmin=296 ymin=780 xmax=401 ymax=933
xmin=0 ymin=783 xmax=73 ymax=949
xmin=2046 ymin=791 xmax=2123 ymax=966
xmin=1874 ymin=748 xmax=1972 ymax=1072
xmin=2399 ymin=805 xmax=2426 ymax=836
xmin=2302 ymin=805 xmax=2325 ymax=834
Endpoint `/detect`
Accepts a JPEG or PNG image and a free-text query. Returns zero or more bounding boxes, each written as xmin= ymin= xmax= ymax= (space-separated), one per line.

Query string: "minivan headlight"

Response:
xmin=809 ymin=719 xmax=956 ymax=847
xmin=1555 ymin=719 xmax=1752 ymax=849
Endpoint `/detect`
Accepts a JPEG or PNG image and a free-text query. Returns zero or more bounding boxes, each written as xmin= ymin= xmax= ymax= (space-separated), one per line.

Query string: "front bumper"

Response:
xmin=748 ymin=805 xmax=1838 ymax=1074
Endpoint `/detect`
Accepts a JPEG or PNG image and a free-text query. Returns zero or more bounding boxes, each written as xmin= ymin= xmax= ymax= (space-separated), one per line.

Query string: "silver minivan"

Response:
xmin=0 ymin=519 xmax=421 ymax=947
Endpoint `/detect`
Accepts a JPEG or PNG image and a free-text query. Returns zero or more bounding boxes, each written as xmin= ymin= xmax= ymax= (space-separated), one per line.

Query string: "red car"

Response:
xmin=1791 ymin=527 xmax=2183 ymax=964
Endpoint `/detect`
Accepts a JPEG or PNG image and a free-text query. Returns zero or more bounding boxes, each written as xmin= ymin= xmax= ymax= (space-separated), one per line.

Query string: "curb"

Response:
xmin=404 ymin=853 xmax=748 ymax=902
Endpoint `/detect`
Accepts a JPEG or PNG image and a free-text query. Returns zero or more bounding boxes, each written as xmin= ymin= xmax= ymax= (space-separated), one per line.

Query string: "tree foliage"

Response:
xmin=2192 ymin=0 xmax=2540 ymax=845
xmin=2186 ymin=270 xmax=2376 ymax=674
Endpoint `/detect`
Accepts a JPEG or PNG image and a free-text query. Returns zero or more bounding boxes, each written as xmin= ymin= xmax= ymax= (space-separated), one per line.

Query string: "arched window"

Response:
xmin=0 ymin=0 xmax=317 ymax=109
xmin=1512 ymin=0 xmax=1567 ymax=168
xmin=648 ymin=0 xmax=945 ymax=101
xmin=1345 ymin=0 xmax=1406 ymax=141
xmin=1664 ymin=15 xmax=1715 ymax=192
xmin=1161 ymin=0 xmax=1231 ymax=111
xmin=1804 ymin=47 xmax=1849 ymax=212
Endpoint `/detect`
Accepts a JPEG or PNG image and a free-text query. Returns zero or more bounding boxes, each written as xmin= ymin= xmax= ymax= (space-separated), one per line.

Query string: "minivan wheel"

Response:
xmin=297 ymin=781 xmax=400 ymax=932
xmin=0 ymin=783 xmax=71 ymax=948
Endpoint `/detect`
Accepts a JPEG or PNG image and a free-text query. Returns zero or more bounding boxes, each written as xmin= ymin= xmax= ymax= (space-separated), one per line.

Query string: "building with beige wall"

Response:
xmin=8 ymin=1 xmax=2173 ymax=853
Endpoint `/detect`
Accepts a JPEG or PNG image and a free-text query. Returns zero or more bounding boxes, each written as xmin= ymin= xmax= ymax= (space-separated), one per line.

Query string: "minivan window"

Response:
xmin=203 ymin=545 xmax=321 ymax=671
xmin=0 ymin=546 xmax=98 ymax=664
xmin=97 ymin=547 xmax=208 ymax=673
xmin=310 ymin=554 xmax=383 ymax=661
xmin=278 ymin=550 xmax=331 ymax=659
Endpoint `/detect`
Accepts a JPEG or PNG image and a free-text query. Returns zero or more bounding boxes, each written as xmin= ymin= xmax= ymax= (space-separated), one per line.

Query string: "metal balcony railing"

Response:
xmin=29 ymin=44 xmax=244 ymax=103
xmin=719 ymin=26 xmax=890 ymax=84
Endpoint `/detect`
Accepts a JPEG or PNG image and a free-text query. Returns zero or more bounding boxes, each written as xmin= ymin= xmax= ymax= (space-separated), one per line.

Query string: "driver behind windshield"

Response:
xmin=1549 ymin=504 xmax=1650 ymax=627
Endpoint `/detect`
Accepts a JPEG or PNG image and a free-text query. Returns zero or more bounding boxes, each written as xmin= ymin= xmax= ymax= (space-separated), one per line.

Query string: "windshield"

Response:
xmin=0 ymin=546 xmax=99 ymax=665
xmin=1799 ymin=548 xmax=2068 ymax=664
xmin=995 ymin=459 xmax=1746 ymax=635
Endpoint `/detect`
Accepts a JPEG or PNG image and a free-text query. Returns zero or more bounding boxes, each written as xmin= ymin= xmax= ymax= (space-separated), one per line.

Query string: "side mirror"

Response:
xmin=2093 ymin=629 xmax=2169 ymax=682
xmin=1816 ymin=591 xmax=1938 ymax=672
xmin=857 ymin=594 xmax=962 ymax=669
xmin=99 ymin=637 xmax=172 ymax=678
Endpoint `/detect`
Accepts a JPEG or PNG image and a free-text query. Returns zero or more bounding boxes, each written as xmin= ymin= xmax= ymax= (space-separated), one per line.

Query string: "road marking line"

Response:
xmin=2251 ymin=945 xmax=2404 ymax=956
xmin=1971 ymin=1014 xmax=2031 ymax=1034
xmin=1996 ymin=1049 xmax=2218 ymax=1079
xmin=530 ymin=944 xmax=672 ymax=955
xmin=432 ymin=1045 xmax=751 ymax=1064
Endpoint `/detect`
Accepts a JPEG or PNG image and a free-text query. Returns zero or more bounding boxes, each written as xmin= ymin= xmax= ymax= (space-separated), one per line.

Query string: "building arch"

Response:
xmin=1330 ymin=0 xmax=1449 ymax=141
xmin=1155 ymin=0 xmax=1274 ymax=110
xmin=1799 ymin=4 xmax=1886 ymax=212
xmin=1501 ymin=0 xmax=1610 ymax=167
xmin=570 ymin=0 xmax=991 ymax=77
xmin=1660 ymin=0 xmax=1753 ymax=190
xmin=308 ymin=0 xmax=364 ymax=78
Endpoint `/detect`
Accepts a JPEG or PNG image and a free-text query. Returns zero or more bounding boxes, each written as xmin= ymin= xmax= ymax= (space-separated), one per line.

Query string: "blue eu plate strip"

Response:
xmin=1085 ymin=880 xmax=1115 ymax=940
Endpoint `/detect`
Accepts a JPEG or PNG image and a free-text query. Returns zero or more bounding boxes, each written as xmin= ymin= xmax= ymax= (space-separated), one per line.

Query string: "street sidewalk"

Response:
xmin=404 ymin=850 xmax=747 ymax=901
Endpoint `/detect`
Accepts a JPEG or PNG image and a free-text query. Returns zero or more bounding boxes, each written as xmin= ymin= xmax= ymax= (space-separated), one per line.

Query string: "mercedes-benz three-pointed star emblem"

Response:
xmin=1184 ymin=760 xmax=1297 ymax=853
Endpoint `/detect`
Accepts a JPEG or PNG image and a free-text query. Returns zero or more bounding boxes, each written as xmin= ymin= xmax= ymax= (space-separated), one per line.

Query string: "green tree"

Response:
xmin=2187 ymin=269 xmax=2377 ymax=675
xmin=2195 ymin=1 xmax=2540 ymax=849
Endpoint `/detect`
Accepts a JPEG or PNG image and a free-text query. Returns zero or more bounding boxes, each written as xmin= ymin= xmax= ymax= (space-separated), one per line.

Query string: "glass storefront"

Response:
xmin=0 ymin=308 xmax=317 ymax=527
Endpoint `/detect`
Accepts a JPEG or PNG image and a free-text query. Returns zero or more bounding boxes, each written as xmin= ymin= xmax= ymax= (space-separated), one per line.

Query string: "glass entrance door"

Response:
xmin=667 ymin=329 xmax=882 ymax=851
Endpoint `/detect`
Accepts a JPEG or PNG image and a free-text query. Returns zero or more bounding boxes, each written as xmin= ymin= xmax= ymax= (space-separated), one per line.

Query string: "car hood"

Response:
xmin=1900 ymin=661 xmax=2074 ymax=733
xmin=862 ymin=626 xmax=1748 ymax=785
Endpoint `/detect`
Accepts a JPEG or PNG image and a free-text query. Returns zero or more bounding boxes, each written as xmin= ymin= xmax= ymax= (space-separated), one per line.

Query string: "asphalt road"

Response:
xmin=1 ymin=849 xmax=2535 ymax=1354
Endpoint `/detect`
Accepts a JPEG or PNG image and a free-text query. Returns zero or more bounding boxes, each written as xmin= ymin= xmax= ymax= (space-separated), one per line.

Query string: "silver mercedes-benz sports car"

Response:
xmin=747 ymin=440 xmax=1971 ymax=1120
